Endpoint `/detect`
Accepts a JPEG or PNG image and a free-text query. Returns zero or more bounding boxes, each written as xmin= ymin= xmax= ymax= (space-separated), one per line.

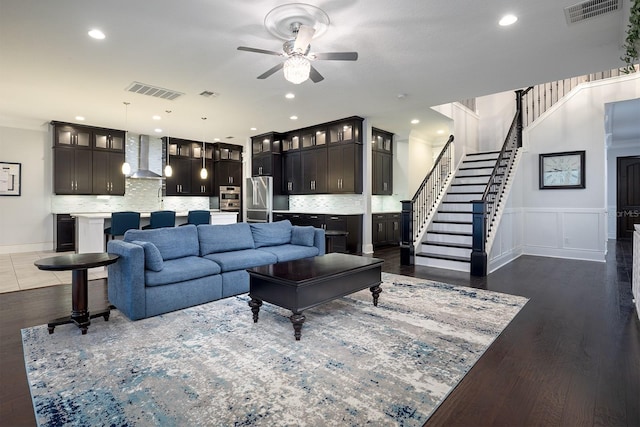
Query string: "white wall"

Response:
xmin=0 ymin=124 xmax=53 ymax=253
xmin=476 ymin=90 xmax=517 ymax=152
xmin=431 ymin=102 xmax=479 ymax=163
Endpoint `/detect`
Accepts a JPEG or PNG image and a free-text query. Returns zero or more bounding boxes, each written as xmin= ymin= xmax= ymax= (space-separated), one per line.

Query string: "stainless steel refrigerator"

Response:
xmin=245 ymin=176 xmax=272 ymax=223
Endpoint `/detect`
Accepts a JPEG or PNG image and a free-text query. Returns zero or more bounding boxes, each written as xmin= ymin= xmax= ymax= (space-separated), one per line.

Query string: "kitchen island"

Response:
xmin=73 ymin=211 xmax=238 ymax=255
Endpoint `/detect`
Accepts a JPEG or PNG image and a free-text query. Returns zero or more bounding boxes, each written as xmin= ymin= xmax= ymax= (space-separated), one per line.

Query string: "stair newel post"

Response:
xmin=400 ymin=200 xmax=414 ymax=265
xmin=470 ymin=200 xmax=488 ymax=276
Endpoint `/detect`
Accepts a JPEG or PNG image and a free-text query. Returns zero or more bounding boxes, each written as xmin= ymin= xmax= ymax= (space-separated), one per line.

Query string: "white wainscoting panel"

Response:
xmin=489 ymin=208 xmax=524 ymax=273
xmin=522 ymin=208 xmax=606 ymax=262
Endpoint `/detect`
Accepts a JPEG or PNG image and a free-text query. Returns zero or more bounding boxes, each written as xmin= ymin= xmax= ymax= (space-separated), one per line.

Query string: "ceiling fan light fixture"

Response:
xmin=283 ymin=55 xmax=310 ymax=84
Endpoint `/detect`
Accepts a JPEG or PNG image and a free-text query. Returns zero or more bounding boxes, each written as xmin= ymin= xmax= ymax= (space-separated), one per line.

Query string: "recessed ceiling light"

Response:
xmin=437 ymin=129 xmax=445 ymax=134
xmin=152 ymin=115 xmax=161 ymax=120
xmin=499 ymin=14 xmax=518 ymax=26
xmin=214 ymin=138 xmax=220 ymax=142
xmin=154 ymin=128 xmax=163 ymax=133
xmin=410 ymin=119 xmax=420 ymax=124
xmin=290 ymin=115 xmax=298 ymax=120
xmin=250 ymin=127 xmax=257 ymax=131
xmin=285 ymin=93 xmax=295 ymax=99
xmin=75 ymin=116 xmax=85 ymax=121
xmin=88 ymin=29 xmax=105 ymax=39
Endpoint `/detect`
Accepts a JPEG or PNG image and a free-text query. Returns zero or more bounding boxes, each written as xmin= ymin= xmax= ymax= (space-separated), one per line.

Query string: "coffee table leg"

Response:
xmin=290 ymin=312 xmax=306 ymax=341
xmin=370 ymin=284 xmax=382 ymax=307
xmin=248 ymin=297 xmax=262 ymax=323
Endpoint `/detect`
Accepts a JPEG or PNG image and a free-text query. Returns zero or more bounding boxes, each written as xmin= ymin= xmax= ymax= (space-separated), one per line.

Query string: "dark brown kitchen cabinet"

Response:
xmin=327 ymin=143 xmax=362 ymax=193
xmin=372 ymin=128 xmax=393 ymax=195
xmin=373 ymin=212 xmax=400 ymax=246
xmin=191 ymin=158 xmax=213 ymax=196
xmin=92 ymin=151 xmax=125 ymax=195
xmin=282 ymin=151 xmax=301 ymax=194
xmin=213 ymin=142 xmax=243 ymax=197
xmin=54 ymin=147 xmax=93 ymax=194
xmin=54 ymin=124 xmax=91 ymax=147
xmin=165 ymin=157 xmax=192 ymax=195
xmin=301 ymin=126 xmax=327 ymax=149
xmin=328 ymin=118 xmax=362 ymax=144
xmin=301 ymin=148 xmax=327 ymax=193
xmin=93 ymin=129 xmax=125 ymax=151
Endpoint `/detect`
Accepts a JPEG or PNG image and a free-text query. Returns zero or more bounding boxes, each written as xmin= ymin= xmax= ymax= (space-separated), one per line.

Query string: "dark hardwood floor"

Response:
xmin=1 ymin=240 xmax=638 ymax=426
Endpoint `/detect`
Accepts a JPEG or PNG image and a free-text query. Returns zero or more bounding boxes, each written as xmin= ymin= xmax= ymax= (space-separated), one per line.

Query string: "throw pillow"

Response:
xmin=291 ymin=226 xmax=315 ymax=247
xmin=250 ymin=220 xmax=292 ymax=248
xmin=131 ymin=240 xmax=164 ymax=271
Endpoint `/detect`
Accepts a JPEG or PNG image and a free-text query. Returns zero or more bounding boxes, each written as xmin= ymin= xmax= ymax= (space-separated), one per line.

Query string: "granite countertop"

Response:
xmin=272 ymin=210 xmax=365 ymax=216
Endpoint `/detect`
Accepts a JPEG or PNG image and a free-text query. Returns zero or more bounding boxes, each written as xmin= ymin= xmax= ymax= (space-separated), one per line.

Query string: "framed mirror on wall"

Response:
xmin=539 ymin=151 xmax=585 ymax=190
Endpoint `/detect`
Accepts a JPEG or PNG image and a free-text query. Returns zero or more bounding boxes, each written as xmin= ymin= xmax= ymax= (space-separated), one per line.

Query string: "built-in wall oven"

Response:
xmin=219 ymin=186 xmax=241 ymax=212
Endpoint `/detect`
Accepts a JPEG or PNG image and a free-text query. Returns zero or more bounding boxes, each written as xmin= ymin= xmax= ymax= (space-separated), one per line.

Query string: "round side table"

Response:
xmin=34 ymin=253 xmax=119 ymax=335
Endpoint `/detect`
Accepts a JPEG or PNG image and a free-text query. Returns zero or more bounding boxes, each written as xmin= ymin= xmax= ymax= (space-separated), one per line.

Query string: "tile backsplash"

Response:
xmin=288 ymin=194 xmax=402 ymax=214
xmin=51 ymin=179 xmax=209 ymax=213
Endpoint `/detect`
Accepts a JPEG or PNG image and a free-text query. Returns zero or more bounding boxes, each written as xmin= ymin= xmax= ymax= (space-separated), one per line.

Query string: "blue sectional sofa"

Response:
xmin=107 ymin=220 xmax=325 ymax=320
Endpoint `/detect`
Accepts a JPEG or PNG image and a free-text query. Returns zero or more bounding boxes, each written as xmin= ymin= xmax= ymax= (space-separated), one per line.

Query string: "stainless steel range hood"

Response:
xmin=130 ymin=134 xmax=163 ymax=179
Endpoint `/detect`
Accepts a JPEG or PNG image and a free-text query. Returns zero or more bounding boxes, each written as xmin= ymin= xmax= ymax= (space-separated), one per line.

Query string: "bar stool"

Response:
xmin=104 ymin=211 xmax=140 ymax=250
xmin=142 ymin=210 xmax=176 ymax=229
xmin=184 ymin=210 xmax=211 ymax=226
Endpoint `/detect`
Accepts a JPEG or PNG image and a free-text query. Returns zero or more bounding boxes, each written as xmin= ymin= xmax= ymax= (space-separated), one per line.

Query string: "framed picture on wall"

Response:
xmin=539 ymin=150 xmax=585 ymax=189
xmin=0 ymin=161 xmax=21 ymax=196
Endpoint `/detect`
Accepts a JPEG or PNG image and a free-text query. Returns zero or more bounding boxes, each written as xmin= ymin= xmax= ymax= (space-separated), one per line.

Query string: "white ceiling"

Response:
xmin=0 ymin=0 xmax=633 ymax=143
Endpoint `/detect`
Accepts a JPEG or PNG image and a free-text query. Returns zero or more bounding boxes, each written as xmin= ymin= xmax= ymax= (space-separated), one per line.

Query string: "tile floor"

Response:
xmin=0 ymin=251 xmax=108 ymax=294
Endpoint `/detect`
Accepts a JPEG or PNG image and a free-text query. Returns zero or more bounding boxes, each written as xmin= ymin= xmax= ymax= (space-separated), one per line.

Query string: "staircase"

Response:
xmin=415 ymin=151 xmax=504 ymax=271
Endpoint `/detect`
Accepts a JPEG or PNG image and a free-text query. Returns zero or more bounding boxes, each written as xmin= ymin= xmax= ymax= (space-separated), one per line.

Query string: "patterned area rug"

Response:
xmin=22 ymin=272 xmax=527 ymax=426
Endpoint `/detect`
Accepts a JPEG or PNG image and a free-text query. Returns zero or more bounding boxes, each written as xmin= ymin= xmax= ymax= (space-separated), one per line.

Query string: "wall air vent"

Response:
xmin=126 ymin=82 xmax=184 ymax=100
xmin=564 ymin=0 xmax=619 ymax=24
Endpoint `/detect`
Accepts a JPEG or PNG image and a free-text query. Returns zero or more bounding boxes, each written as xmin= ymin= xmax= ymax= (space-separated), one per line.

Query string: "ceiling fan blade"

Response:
xmin=312 ymin=52 xmax=359 ymax=61
xmin=237 ymin=46 xmax=283 ymax=57
xmin=293 ymin=25 xmax=316 ymax=52
xmin=308 ymin=65 xmax=324 ymax=83
xmin=257 ymin=62 xmax=284 ymax=80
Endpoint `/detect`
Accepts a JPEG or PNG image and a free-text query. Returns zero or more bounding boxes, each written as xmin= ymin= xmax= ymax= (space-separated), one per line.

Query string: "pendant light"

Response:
xmin=164 ymin=110 xmax=173 ymax=177
xmin=121 ymin=102 xmax=131 ymax=175
xmin=200 ymin=117 xmax=208 ymax=179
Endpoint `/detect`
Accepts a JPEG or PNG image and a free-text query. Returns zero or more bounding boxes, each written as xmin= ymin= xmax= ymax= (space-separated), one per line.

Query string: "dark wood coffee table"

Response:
xmin=34 ymin=252 xmax=119 ymax=334
xmin=247 ymin=253 xmax=384 ymax=340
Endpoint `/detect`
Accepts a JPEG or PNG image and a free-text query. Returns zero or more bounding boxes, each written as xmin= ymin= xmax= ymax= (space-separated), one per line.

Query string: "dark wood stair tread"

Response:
xmin=416 ymin=252 xmax=471 ymax=263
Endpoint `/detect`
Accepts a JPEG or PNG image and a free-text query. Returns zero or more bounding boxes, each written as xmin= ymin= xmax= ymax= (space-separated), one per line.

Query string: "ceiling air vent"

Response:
xmin=564 ymin=0 xmax=619 ymax=24
xmin=126 ymin=82 xmax=184 ymax=100
xmin=199 ymin=90 xmax=220 ymax=98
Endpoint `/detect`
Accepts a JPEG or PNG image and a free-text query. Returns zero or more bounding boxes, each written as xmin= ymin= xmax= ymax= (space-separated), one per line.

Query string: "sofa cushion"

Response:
xmin=257 ymin=244 xmax=319 ymax=262
xmin=203 ymin=249 xmax=277 ymax=272
xmin=144 ymin=256 xmax=221 ymax=287
xmin=250 ymin=220 xmax=292 ymax=248
xmin=198 ymin=223 xmax=255 ymax=255
xmin=124 ymin=225 xmax=199 ymax=261
xmin=291 ymin=226 xmax=316 ymax=247
xmin=131 ymin=240 xmax=164 ymax=272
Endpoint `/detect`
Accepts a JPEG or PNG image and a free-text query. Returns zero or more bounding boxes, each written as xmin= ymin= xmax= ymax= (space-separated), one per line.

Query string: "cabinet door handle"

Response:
xmin=288 ymin=182 xmax=292 ymax=191
xmin=258 ymin=166 xmax=262 ymax=175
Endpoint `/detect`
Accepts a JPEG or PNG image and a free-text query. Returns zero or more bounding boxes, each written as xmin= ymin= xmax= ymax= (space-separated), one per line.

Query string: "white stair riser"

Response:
xmin=444 ymin=193 xmax=483 ymax=203
xmin=419 ymin=244 xmax=472 ymax=258
xmin=436 ymin=212 xmax=472 ymax=222
xmin=425 ymin=233 xmax=472 ymax=245
xmin=430 ymin=222 xmax=472 ymax=233
xmin=453 ymin=176 xmax=490 ymax=185
xmin=461 ymin=160 xmax=496 ymax=169
xmin=414 ymin=256 xmax=470 ymax=272
xmin=465 ymin=153 xmax=500 ymax=161
xmin=456 ymin=168 xmax=494 ymax=177
xmin=450 ymin=184 xmax=486 ymax=193
xmin=440 ymin=203 xmax=472 ymax=212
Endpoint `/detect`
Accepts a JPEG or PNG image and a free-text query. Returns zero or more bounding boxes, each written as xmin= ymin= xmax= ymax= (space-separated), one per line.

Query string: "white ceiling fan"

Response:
xmin=237 ymin=22 xmax=358 ymax=84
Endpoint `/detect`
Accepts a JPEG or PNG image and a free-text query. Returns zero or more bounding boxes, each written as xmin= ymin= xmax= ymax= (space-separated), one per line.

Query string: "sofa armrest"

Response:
xmin=107 ymin=240 xmax=147 ymax=320
xmin=313 ymin=228 xmax=325 ymax=255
